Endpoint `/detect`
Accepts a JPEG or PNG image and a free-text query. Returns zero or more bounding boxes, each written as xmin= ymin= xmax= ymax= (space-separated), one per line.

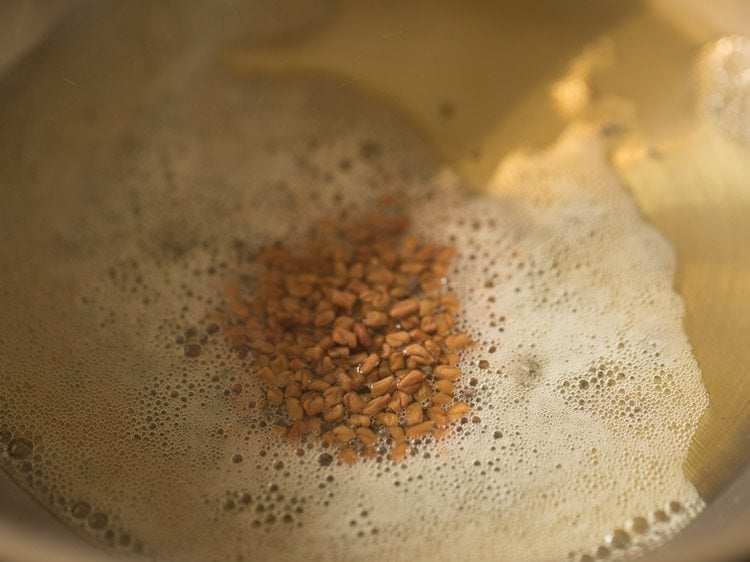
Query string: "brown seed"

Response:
xmin=376 ymin=412 xmax=399 ymax=427
xmin=249 ymin=339 xmax=275 ymax=354
xmin=332 ymin=425 xmax=356 ymax=443
xmin=447 ymin=402 xmax=470 ymax=421
xmin=405 ymin=403 xmax=424 ymax=426
xmin=302 ymin=395 xmax=325 ymax=417
xmin=390 ymin=442 xmax=409 ymax=462
xmin=434 ymin=365 xmax=461 ymax=380
xmin=286 ymin=398 xmax=304 ymax=421
xmin=369 ymin=375 xmax=395 ymax=397
xmin=444 ymin=333 xmax=471 ymax=350
xmin=389 ymin=426 xmax=406 ymax=443
xmin=304 ymin=346 xmax=324 ymax=362
xmin=349 ymin=414 xmax=371 ymax=427
xmin=356 ymin=427 xmax=377 ymax=446
xmin=316 ymin=356 xmax=336 ymax=376
xmin=266 ymin=388 xmax=283 ymax=406
xmin=435 ymin=379 xmax=455 ymax=395
xmin=418 ymin=299 xmax=436 ymax=317
xmin=366 ymin=268 xmax=394 ymax=285
xmin=323 ymin=404 xmax=345 ymax=422
xmin=359 ymin=353 xmax=380 ymax=375
xmin=415 ymin=383 xmax=433 ymax=402
xmin=389 ymin=352 xmax=405 ymax=371
xmin=404 ymin=343 xmax=433 ymax=364
xmin=372 ymin=292 xmax=391 ymax=311
xmin=387 ymin=390 xmax=411 ymax=412
xmin=257 ymin=366 xmax=278 ymax=387
xmin=390 ymin=298 xmax=419 ymax=319
xmin=284 ymin=382 xmax=301 ymax=398
xmin=314 ymin=310 xmax=336 ymax=328
xmin=362 ymin=394 xmax=391 ymax=416
xmin=323 ymin=386 xmax=344 ymax=408
xmin=430 ymin=392 xmax=453 ymax=405
xmin=406 ymin=421 xmax=434 ymax=439
xmin=332 ymin=327 xmax=357 ymax=348
xmin=340 ymin=447 xmax=358 ymax=465
xmin=353 ymin=323 xmax=373 ymax=347
xmin=333 ymin=316 xmax=355 ymax=330
xmin=336 ymin=371 xmax=353 ymax=392
xmin=397 ymin=369 xmax=424 ymax=391
xmin=342 ymin=391 xmax=365 ymax=413
xmin=307 ymin=380 xmax=330 ymax=392
xmin=364 ymin=311 xmax=388 ymax=328
xmin=385 ymin=331 xmax=411 ymax=347
xmin=427 ymin=406 xmax=450 ymax=426
xmin=331 ymin=290 xmax=357 ymax=310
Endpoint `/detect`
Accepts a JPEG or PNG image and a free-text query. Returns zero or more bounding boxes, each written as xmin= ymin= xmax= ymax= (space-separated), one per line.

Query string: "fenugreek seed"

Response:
xmin=415 ymin=384 xmax=433 ymax=402
xmin=372 ymin=292 xmax=391 ymax=311
xmin=387 ymin=390 xmax=411 ymax=412
xmin=349 ymin=414 xmax=371 ymax=427
xmin=350 ymin=373 xmax=366 ymax=390
xmin=405 ymin=403 xmax=423 ymax=426
xmin=389 ymin=352 xmax=405 ymax=371
xmin=356 ymin=427 xmax=377 ymax=446
xmin=366 ymin=268 xmax=394 ymax=285
xmin=257 ymin=366 xmax=278 ymax=387
xmin=439 ymin=293 xmax=460 ymax=313
xmin=425 ymin=339 xmax=442 ymax=357
xmin=331 ymin=290 xmax=357 ymax=310
xmin=332 ymin=425 xmax=356 ymax=443
xmin=349 ymin=352 xmax=368 ymax=365
xmin=406 ymin=421 xmax=434 ymax=439
xmin=397 ymin=369 xmax=424 ymax=391
xmin=270 ymin=355 xmax=289 ymax=373
xmin=328 ymin=346 xmax=350 ymax=359
xmin=418 ymin=299 xmax=436 ymax=317
xmin=302 ymin=395 xmax=325 ymax=416
xmin=389 ymin=426 xmax=406 ymax=443
xmin=350 ymin=263 xmax=364 ymax=279
xmin=307 ymin=380 xmax=330 ymax=392
xmin=286 ymin=398 xmax=304 ymax=421
xmin=376 ymin=412 xmax=399 ymax=427
xmin=316 ymin=357 xmax=336 ymax=376
xmin=419 ymin=315 xmax=438 ymax=333
xmin=304 ymin=346 xmax=324 ymax=362
xmin=430 ymin=392 xmax=453 ymax=405
xmin=249 ymin=339 xmax=275 ymax=353
xmin=435 ymin=379 xmax=455 ymax=394
xmin=369 ymin=375 xmax=395 ymax=397
xmin=266 ymin=388 xmax=283 ymax=406
xmin=342 ymin=391 xmax=365 ymax=413
xmin=447 ymin=402 xmax=470 ymax=421
xmin=364 ymin=310 xmax=388 ymax=328
xmin=284 ymin=382 xmax=301 ymax=398
xmin=362 ymin=394 xmax=391 ymax=416
xmin=337 ymin=371 xmax=354 ymax=392
xmin=332 ymin=327 xmax=357 ymax=348
xmin=404 ymin=343 xmax=433 ymax=364
xmin=333 ymin=316 xmax=355 ymax=330
xmin=353 ymin=323 xmax=373 ymax=347
xmin=390 ymin=286 xmax=409 ymax=299
xmin=288 ymin=358 xmax=306 ymax=370
xmin=400 ymin=261 xmax=426 ymax=274
xmin=390 ymin=298 xmax=419 ymax=319
xmin=360 ymin=353 xmax=380 ymax=375
xmin=434 ymin=365 xmax=461 ymax=380
xmin=385 ymin=331 xmax=411 ymax=347
xmin=408 ymin=329 xmax=429 ymax=342
xmin=390 ymin=442 xmax=409 ymax=462
xmin=340 ymin=447 xmax=358 ymax=465
xmin=444 ymin=332 xmax=471 ymax=350
xmin=323 ymin=386 xmax=344 ymax=407
xmin=427 ymin=406 xmax=450 ymax=426
xmin=318 ymin=336 xmax=335 ymax=350
xmin=323 ymin=404 xmax=345 ymax=422
xmin=441 ymin=353 xmax=460 ymax=366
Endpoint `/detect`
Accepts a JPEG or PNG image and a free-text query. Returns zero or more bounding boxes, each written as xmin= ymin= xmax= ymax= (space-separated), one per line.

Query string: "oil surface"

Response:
xmin=0 ymin=1 xmax=746 ymax=561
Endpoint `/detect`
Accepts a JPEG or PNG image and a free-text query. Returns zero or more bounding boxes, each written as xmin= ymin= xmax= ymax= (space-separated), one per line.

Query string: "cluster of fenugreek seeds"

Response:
xmin=218 ymin=205 xmax=475 ymax=464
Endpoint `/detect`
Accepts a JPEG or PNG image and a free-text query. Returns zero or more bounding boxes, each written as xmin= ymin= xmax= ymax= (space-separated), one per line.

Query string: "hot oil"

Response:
xmin=0 ymin=1 xmax=744 ymax=561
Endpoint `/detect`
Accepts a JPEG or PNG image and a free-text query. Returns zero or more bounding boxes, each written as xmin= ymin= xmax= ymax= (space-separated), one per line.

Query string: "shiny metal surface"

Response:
xmin=1 ymin=1 xmax=749 ymax=560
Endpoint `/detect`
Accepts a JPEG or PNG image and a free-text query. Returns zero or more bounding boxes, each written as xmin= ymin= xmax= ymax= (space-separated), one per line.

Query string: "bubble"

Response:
xmin=7 ymin=438 xmax=33 ymax=459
